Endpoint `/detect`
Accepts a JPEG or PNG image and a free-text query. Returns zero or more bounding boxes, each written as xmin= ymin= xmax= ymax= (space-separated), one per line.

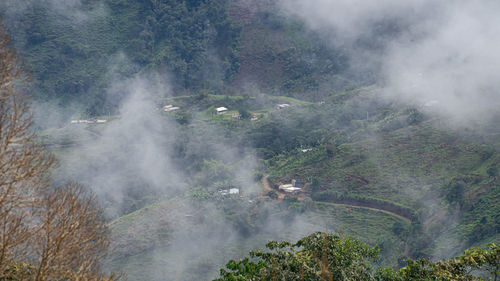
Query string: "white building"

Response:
xmin=218 ymin=188 xmax=240 ymax=196
xmin=163 ymin=105 xmax=180 ymax=112
xmin=216 ymin=107 xmax=228 ymax=114
xmin=283 ymin=187 xmax=301 ymax=193
xmin=277 ymin=104 xmax=291 ymax=109
xmin=71 ymin=119 xmax=107 ymax=124
xmin=164 ymin=107 xmax=180 ymax=112
xmin=70 ymin=119 xmax=93 ymax=124
xmin=279 ymin=181 xmax=302 ymax=193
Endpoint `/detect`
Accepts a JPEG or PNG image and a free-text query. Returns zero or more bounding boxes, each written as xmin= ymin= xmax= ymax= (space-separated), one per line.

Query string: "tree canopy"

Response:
xmin=215 ymin=232 xmax=500 ymax=281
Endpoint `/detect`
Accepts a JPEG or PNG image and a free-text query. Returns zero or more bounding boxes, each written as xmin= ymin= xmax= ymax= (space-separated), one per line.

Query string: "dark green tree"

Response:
xmin=267 ymin=190 xmax=278 ymax=200
xmin=215 ymin=232 xmax=380 ymax=281
xmin=238 ymin=107 xmax=251 ymax=120
xmin=487 ymin=166 xmax=498 ymax=178
xmin=216 ymin=232 xmax=500 ymax=281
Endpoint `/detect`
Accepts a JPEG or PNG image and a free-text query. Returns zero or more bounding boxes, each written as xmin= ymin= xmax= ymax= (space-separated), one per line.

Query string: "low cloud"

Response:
xmin=280 ymin=0 xmax=500 ymax=125
xmin=55 ymin=73 xmax=181 ymax=217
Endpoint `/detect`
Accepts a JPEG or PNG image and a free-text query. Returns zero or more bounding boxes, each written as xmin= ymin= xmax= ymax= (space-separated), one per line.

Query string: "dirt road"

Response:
xmin=260 ymin=174 xmax=411 ymax=224
xmin=315 ymin=201 xmax=412 ymax=224
xmin=261 ymin=174 xmax=285 ymax=201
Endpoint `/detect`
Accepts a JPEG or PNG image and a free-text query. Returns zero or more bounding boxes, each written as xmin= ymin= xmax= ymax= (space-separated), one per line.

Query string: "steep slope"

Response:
xmin=229 ymin=0 xmax=350 ymax=98
xmin=106 ymin=196 xmax=409 ymax=281
xmin=265 ymin=89 xmax=500 ymax=258
xmin=1 ymin=0 xmax=240 ymax=114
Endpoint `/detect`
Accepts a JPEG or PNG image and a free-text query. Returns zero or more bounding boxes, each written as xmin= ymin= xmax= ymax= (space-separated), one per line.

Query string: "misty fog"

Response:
xmin=3 ymin=0 xmax=499 ymax=279
xmin=280 ymin=0 xmax=500 ymax=124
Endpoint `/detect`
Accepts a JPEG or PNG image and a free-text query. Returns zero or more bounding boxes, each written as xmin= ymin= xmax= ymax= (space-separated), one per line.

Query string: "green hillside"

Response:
xmin=1 ymin=0 xmax=356 ymax=115
xmin=1 ymin=0 xmax=240 ymax=114
xmin=38 ymin=86 xmax=500 ymax=279
xmin=264 ymin=89 xmax=500 ymax=258
xmin=2 ymin=0 xmax=499 ymax=280
xmin=106 ymin=196 xmax=409 ymax=280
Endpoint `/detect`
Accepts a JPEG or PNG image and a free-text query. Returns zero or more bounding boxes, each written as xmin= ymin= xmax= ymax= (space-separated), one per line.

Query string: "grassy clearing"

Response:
xmin=106 ymin=196 xmax=410 ymax=280
xmin=270 ymin=95 xmax=316 ymax=106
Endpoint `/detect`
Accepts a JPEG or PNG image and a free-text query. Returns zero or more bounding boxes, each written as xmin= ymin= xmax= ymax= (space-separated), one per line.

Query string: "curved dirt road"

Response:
xmin=261 ymin=174 xmax=411 ymax=224
xmin=261 ymin=174 xmax=285 ymax=201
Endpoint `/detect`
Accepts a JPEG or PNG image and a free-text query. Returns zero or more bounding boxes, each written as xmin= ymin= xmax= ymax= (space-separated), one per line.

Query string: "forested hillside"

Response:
xmin=1 ymin=0 xmax=499 ymax=280
xmin=0 ymin=0 xmax=357 ymax=115
xmin=1 ymin=0 xmax=240 ymax=114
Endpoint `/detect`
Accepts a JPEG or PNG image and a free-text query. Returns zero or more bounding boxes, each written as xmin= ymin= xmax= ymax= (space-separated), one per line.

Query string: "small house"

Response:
xmin=279 ymin=181 xmax=302 ymax=193
xmin=216 ymin=107 xmax=228 ymax=114
xmin=276 ymin=104 xmax=291 ymax=109
xmin=279 ymin=183 xmax=294 ymax=190
xmin=284 ymin=187 xmax=301 ymax=193
xmin=165 ymin=107 xmax=180 ymax=112
xmin=163 ymin=105 xmax=180 ymax=112
xmin=71 ymin=119 xmax=93 ymax=124
xmin=218 ymin=189 xmax=229 ymax=196
xmin=218 ymin=188 xmax=240 ymax=196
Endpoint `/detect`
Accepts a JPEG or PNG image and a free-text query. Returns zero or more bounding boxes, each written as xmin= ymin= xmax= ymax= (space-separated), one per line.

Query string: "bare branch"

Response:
xmin=0 ymin=19 xmax=117 ymax=281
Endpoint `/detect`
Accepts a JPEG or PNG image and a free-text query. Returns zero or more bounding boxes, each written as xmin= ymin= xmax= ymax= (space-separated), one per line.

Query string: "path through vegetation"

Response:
xmin=261 ymin=174 xmax=411 ymax=224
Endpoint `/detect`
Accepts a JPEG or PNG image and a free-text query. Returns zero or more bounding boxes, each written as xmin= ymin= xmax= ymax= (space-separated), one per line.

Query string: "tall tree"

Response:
xmin=33 ymin=183 xmax=112 ymax=280
xmin=0 ymin=20 xmax=116 ymax=281
xmin=0 ymin=19 xmax=54 ymax=273
xmin=216 ymin=232 xmax=500 ymax=281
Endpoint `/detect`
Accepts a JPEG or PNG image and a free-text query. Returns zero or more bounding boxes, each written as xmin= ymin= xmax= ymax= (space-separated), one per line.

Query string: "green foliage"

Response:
xmin=379 ymin=243 xmax=500 ymax=280
xmin=216 ymin=233 xmax=500 ymax=281
xmin=487 ymin=166 xmax=498 ymax=178
xmin=463 ymin=184 xmax=500 ymax=245
xmin=114 ymin=0 xmax=241 ymax=89
xmin=261 ymin=90 xmax=500 ymax=257
xmin=444 ymin=179 xmax=466 ymax=207
xmin=1 ymin=0 xmax=362 ymax=114
xmin=237 ymin=107 xmax=251 ymax=120
xmin=215 ymin=232 xmax=380 ymax=281
xmin=406 ymin=107 xmax=424 ymax=125
xmin=391 ymin=221 xmax=405 ymax=237
xmin=235 ymin=11 xmax=353 ymax=96
xmin=1 ymin=260 xmax=36 ymax=280
xmin=267 ymin=190 xmax=278 ymax=200
xmin=173 ymin=110 xmax=193 ymax=125
xmin=194 ymin=159 xmax=233 ymax=189
xmin=2 ymin=0 xmax=240 ymax=114
xmin=311 ymin=178 xmax=321 ymax=195
xmin=311 ymin=191 xmax=416 ymax=222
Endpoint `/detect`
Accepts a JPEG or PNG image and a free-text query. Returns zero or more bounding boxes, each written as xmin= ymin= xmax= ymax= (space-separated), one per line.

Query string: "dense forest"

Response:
xmin=0 ymin=0 xmax=499 ymax=280
xmin=0 ymin=0 xmax=353 ymax=115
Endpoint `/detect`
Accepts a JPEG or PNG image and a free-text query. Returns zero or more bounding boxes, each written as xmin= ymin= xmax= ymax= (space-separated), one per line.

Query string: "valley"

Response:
xmin=1 ymin=0 xmax=499 ymax=279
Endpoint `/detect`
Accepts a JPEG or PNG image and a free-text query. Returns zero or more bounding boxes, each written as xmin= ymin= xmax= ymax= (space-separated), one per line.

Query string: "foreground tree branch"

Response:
xmin=33 ymin=183 xmax=114 ymax=281
xmin=0 ymin=18 xmax=54 ymax=273
xmin=0 ymin=19 xmax=117 ymax=281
